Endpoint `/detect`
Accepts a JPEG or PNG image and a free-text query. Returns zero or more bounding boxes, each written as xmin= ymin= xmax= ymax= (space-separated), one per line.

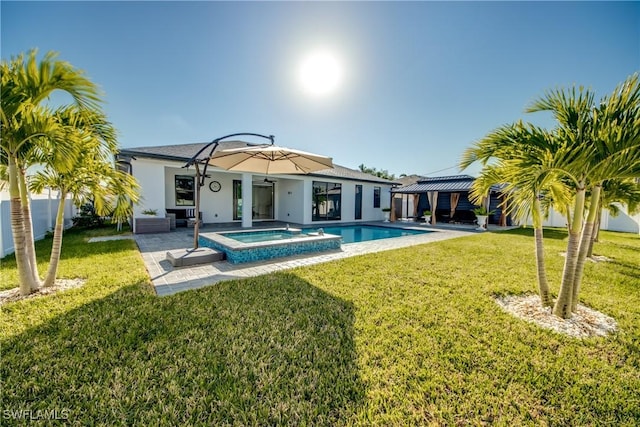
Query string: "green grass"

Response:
xmin=1 ymin=226 xmax=639 ymax=425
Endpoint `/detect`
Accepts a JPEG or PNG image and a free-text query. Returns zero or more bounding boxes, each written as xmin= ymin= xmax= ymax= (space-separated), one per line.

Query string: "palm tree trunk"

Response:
xmin=533 ymin=198 xmax=552 ymax=307
xmin=8 ymin=157 xmax=37 ymax=295
xmin=18 ymin=166 xmax=42 ymax=290
xmin=586 ymin=205 xmax=600 ymax=258
xmin=534 ymin=226 xmax=552 ymax=307
xmin=571 ymin=185 xmax=601 ymax=312
xmin=43 ymin=192 xmax=67 ymax=287
xmin=554 ymin=187 xmax=586 ymax=319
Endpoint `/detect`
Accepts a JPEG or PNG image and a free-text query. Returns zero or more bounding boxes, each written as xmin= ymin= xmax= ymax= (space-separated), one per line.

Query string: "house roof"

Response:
xmin=392 ymin=174 xmax=504 ymax=193
xmin=394 ymin=174 xmax=423 ymax=187
xmin=118 ymin=141 xmax=394 ymax=185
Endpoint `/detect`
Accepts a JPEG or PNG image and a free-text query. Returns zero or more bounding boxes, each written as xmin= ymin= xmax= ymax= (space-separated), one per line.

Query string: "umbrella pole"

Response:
xmin=193 ymin=163 xmax=201 ymax=249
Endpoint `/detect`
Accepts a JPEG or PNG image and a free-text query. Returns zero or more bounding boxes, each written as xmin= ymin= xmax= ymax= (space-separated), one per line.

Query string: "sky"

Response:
xmin=2 ymin=1 xmax=638 ymax=178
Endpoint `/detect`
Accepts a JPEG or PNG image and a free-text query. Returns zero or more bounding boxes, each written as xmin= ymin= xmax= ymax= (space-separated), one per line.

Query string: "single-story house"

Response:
xmin=391 ymin=174 xmax=509 ymax=225
xmin=117 ymin=141 xmax=395 ymax=232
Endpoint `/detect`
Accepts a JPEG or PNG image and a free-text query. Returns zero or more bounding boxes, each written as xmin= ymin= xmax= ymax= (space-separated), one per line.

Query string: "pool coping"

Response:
xmin=199 ymin=227 xmax=342 ymax=264
xmin=133 ymin=222 xmax=479 ymax=296
xmin=201 ymin=227 xmax=341 ymax=251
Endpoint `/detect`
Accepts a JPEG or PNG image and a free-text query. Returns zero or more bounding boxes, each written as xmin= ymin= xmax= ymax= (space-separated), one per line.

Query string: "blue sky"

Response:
xmin=2 ymin=1 xmax=638 ymax=177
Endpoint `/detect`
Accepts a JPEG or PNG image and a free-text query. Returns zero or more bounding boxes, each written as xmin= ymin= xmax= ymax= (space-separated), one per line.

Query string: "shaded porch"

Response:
xmin=390 ymin=175 xmax=512 ymax=226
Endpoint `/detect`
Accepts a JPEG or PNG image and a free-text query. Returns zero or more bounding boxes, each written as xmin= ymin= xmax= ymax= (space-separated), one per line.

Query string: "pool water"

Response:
xmin=222 ymin=229 xmax=303 ymax=243
xmin=200 ymin=228 xmax=341 ymax=263
xmin=304 ymin=225 xmax=430 ymax=244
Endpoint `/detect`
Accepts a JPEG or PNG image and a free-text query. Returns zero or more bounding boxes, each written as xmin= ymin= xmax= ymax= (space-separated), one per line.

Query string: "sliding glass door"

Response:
xmin=233 ymin=180 xmax=274 ymax=220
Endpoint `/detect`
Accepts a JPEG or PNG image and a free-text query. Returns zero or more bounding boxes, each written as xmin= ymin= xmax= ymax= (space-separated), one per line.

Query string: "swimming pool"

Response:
xmin=304 ymin=225 xmax=430 ymax=244
xmin=198 ymin=225 xmax=430 ymax=264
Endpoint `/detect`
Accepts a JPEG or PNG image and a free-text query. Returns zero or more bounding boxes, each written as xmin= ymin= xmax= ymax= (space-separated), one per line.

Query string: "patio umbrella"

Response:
xmin=207 ymin=144 xmax=333 ymax=174
xmin=187 ymin=136 xmax=333 ymax=250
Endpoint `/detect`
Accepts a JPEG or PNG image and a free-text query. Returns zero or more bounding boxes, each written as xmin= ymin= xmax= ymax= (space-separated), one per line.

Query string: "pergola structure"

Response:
xmin=390 ymin=175 xmax=509 ymax=226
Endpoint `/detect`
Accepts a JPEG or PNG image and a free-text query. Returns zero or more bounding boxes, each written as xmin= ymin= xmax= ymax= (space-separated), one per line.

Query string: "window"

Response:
xmin=355 ymin=185 xmax=362 ymax=220
xmin=373 ymin=186 xmax=381 ymax=208
xmin=233 ymin=180 xmax=242 ymax=220
xmin=175 ymin=175 xmax=195 ymax=206
xmin=312 ymin=181 xmax=342 ymax=221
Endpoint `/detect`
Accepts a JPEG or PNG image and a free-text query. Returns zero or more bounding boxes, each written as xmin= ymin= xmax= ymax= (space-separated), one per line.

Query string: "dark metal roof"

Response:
xmin=392 ymin=174 xmax=504 ymax=193
xmin=417 ymin=174 xmax=475 ymax=183
xmin=118 ymin=142 xmax=394 ymax=185
xmin=393 ymin=175 xmax=475 ymax=193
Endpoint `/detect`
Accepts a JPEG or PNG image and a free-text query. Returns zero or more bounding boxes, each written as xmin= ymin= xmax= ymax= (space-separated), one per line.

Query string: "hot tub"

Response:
xmin=198 ymin=228 xmax=342 ymax=264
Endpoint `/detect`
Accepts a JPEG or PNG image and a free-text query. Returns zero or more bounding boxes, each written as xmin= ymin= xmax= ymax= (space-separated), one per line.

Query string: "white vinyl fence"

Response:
xmin=523 ymin=203 xmax=640 ymax=234
xmin=0 ymin=192 xmax=76 ymax=258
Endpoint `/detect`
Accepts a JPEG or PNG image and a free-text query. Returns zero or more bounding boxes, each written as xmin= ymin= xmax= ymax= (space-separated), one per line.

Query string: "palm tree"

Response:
xmin=30 ymin=107 xmax=140 ymax=287
xmin=460 ymin=122 xmax=571 ymax=308
xmin=527 ymin=74 xmax=640 ymax=317
xmin=462 ymin=74 xmax=640 ymax=319
xmin=2 ymin=49 xmax=104 ymax=295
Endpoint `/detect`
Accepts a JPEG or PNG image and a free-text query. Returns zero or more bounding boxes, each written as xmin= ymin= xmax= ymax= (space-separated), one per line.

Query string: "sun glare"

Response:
xmin=298 ymin=50 xmax=343 ymax=97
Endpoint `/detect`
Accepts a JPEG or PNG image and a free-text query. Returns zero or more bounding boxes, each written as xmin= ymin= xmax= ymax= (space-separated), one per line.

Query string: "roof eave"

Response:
xmin=117 ymin=149 xmax=190 ymax=164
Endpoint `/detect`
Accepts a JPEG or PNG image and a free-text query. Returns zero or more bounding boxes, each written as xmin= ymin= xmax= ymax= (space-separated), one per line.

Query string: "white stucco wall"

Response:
xmin=130 ymin=157 xmax=394 ymax=227
xmin=278 ymin=179 xmax=305 ymax=224
xmin=133 ymin=159 xmax=167 ymax=220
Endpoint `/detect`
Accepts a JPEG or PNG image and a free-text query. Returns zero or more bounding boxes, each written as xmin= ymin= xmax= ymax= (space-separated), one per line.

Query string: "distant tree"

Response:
xmin=358 ymin=164 xmax=396 ymax=180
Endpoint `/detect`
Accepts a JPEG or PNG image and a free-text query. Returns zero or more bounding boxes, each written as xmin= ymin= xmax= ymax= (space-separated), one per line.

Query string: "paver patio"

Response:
xmin=134 ymin=222 xmax=481 ymax=296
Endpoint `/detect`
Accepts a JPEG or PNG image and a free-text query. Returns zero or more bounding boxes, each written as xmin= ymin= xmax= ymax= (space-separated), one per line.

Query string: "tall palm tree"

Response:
xmin=461 ymin=122 xmax=571 ymax=308
xmin=462 ymin=74 xmax=639 ymax=319
xmin=527 ymin=74 xmax=640 ymax=317
xmin=2 ymin=50 xmax=104 ymax=295
xmin=525 ymin=85 xmax=599 ymax=318
xmin=30 ymin=108 xmax=140 ymax=287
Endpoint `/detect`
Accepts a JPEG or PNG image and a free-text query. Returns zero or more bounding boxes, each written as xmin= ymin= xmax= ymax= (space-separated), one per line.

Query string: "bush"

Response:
xmin=72 ymin=203 xmax=106 ymax=228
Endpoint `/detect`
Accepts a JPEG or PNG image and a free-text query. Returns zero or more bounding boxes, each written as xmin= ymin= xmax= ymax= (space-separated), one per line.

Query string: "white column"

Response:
xmin=241 ymin=173 xmax=253 ymax=228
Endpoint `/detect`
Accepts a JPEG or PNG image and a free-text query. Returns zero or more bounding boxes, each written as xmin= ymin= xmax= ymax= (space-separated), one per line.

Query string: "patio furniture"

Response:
xmin=166 ymin=213 xmax=176 ymax=230
xmin=135 ymin=217 xmax=170 ymax=234
xmin=165 ymin=208 xmax=202 ymax=227
xmin=451 ymin=210 xmax=476 ymax=224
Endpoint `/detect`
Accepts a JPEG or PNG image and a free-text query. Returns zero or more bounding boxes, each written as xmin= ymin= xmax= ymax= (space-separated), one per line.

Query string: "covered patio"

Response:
xmin=390 ymin=175 xmax=511 ymax=226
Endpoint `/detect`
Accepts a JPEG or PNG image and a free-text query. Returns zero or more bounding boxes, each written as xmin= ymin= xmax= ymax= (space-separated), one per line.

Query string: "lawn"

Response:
xmin=1 ymin=226 xmax=638 ymax=425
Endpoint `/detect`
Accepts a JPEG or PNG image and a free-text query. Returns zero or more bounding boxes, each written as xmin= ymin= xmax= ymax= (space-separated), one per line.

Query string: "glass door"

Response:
xmin=252 ymin=183 xmax=274 ymax=220
xmin=355 ymin=185 xmax=362 ymax=220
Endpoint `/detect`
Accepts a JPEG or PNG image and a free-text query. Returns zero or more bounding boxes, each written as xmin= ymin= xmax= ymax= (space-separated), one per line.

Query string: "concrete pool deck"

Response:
xmin=134 ymin=222 xmax=479 ymax=296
